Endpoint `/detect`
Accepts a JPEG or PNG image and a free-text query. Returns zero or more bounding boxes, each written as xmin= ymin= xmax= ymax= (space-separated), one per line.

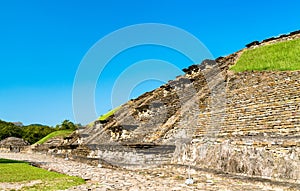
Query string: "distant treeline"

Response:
xmin=0 ymin=119 xmax=80 ymax=144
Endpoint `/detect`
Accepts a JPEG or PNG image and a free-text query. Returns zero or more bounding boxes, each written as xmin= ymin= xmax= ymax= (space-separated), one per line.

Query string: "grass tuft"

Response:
xmin=98 ymin=106 xmax=121 ymax=121
xmin=230 ymin=38 xmax=300 ymax=72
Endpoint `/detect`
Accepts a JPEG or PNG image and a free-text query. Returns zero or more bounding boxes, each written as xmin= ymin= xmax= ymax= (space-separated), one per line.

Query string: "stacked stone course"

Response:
xmin=34 ymin=30 xmax=300 ymax=183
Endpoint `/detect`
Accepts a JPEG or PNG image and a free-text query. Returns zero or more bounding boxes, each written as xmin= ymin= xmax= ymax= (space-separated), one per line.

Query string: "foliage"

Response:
xmin=22 ymin=125 xmax=55 ymax=144
xmin=0 ymin=120 xmax=23 ymax=140
xmin=35 ymin=130 xmax=74 ymax=145
xmin=231 ymin=38 xmax=300 ymax=72
xmin=0 ymin=119 xmax=79 ymax=145
xmin=0 ymin=158 xmax=85 ymax=190
xmin=55 ymin=120 xmax=78 ymax=131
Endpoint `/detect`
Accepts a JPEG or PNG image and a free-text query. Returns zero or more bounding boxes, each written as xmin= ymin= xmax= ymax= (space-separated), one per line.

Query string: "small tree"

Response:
xmin=58 ymin=120 xmax=77 ymax=131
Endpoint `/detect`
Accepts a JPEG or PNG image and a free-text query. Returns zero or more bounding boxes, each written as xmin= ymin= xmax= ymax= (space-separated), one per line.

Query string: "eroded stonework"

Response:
xmin=37 ymin=30 xmax=300 ymax=183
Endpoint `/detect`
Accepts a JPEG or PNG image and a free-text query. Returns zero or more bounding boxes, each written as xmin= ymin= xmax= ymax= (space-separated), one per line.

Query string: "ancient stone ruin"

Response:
xmin=36 ymin=30 xmax=300 ymax=183
xmin=0 ymin=137 xmax=29 ymax=152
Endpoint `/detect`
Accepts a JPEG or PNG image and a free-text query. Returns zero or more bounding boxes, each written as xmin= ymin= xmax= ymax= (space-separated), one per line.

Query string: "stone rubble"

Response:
xmin=1 ymin=152 xmax=299 ymax=191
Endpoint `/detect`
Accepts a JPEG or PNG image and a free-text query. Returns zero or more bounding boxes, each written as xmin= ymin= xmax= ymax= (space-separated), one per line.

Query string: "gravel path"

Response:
xmin=1 ymin=152 xmax=299 ymax=191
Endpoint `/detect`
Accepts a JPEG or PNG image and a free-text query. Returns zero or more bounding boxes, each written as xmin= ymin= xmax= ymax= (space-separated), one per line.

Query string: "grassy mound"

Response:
xmin=35 ymin=130 xmax=73 ymax=145
xmin=231 ymin=38 xmax=300 ymax=72
xmin=0 ymin=158 xmax=84 ymax=190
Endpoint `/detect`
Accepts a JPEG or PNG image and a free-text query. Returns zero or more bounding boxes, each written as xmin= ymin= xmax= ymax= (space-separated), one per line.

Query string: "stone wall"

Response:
xmin=87 ymin=144 xmax=175 ymax=168
xmin=0 ymin=137 xmax=29 ymax=153
xmin=173 ymin=71 xmax=300 ymax=182
xmin=55 ymin=30 xmax=300 ymax=183
xmin=44 ymin=143 xmax=175 ymax=169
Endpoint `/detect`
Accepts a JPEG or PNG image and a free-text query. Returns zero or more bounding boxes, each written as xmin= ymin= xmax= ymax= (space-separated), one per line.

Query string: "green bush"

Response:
xmin=22 ymin=125 xmax=55 ymax=144
xmin=0 ymin=119 xmax=79 ymax=144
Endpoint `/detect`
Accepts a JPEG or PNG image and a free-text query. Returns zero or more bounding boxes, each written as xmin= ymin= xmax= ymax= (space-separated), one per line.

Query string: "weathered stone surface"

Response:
xmin=30 ymin=30 xmax=300 ymax=185
xmin=0 ymin=137 xmax=29 ymax=152
xmin=1 ymin=152 xmax=299 ymax=191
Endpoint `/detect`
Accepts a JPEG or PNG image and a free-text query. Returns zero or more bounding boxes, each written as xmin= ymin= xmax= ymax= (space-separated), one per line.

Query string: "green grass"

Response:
xmin=0 ymin=158 xmax=29 ymax=164
xmin=98 ymin=106 xmax=121 ymax=121
xmin=230 ymin=38 xmax=300 ymax=72
xmin=35 ymin=130 xmax=74 ymax=145
xmin=87 ymin=106 xmax=121 ymax=127
xmin=0 ymin=158 xmax=84 ymax=190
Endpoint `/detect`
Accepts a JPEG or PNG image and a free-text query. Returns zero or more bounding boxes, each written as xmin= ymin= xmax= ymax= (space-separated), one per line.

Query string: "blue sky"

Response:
xmin=0 ymin=0 xmax=299 ymax=126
